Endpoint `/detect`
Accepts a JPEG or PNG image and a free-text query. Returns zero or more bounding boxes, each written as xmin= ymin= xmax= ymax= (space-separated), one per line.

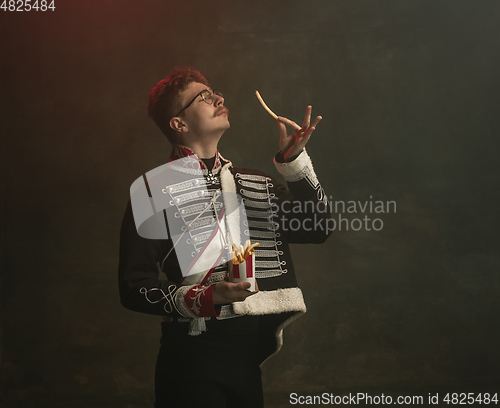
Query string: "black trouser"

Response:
xmin=154 ymin=315 xmax=263 ymax=408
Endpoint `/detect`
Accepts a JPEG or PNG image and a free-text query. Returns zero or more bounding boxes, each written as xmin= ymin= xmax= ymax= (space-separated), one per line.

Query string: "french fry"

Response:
xmin=255 ymin=91 xmax=279 ymax=120
xmin=231 ymin=244 xmax=241 ymax=265
xmin=249 ymin=242 xmax=260 ymax=252
xmin=232 ymin=241 xmax=261 ymax=264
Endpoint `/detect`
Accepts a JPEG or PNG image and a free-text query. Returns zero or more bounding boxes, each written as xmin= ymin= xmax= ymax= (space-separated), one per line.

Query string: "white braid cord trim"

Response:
xmin=175 ymin=285 xmax=212 ymax=336
xmin=174 ymin=285 xmax=199 ymax=319
xmin=235 ymin=173 xmax=271 ymax=182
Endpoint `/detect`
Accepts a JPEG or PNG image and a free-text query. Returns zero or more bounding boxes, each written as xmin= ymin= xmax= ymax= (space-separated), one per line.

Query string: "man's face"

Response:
xmin=177 ymin=82 xmax=230 ymax=137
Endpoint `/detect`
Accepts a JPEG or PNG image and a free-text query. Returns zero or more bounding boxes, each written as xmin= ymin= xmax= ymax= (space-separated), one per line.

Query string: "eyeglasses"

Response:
xmin=175 ymin=89 xmax=224 ymax=117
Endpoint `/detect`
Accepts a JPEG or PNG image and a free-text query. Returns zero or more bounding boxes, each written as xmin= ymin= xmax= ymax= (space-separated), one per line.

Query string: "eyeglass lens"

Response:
xmin=201 ymin=90 xmax=223 ymax=104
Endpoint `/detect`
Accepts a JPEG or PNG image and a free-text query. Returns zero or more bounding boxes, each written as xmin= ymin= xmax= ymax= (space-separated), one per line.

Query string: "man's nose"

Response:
xmin=214 ymin=93 xmax=224 ymax=106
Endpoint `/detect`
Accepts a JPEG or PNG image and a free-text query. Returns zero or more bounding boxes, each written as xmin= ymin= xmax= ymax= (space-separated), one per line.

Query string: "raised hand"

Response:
xmin=277 ymin=106 xmax=322 ymax=162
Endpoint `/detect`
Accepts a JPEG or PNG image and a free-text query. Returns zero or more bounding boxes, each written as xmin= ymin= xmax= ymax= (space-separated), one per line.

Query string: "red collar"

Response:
xmin=169 ymin=144 xmax=229 ymax=175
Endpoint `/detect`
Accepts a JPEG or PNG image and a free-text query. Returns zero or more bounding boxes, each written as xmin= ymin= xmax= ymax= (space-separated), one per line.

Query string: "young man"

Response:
xmin=119 ymin=66 xmax=331 ymax=407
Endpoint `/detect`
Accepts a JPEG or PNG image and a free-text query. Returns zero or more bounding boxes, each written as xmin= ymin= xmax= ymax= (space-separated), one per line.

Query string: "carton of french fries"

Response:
xmin=228 ymin=240 xmax=260 ymax=292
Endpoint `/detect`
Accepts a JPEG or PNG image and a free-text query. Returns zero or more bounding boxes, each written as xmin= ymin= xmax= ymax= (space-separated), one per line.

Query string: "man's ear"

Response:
xmin=169 ymin=117 xmax=188 ymax=133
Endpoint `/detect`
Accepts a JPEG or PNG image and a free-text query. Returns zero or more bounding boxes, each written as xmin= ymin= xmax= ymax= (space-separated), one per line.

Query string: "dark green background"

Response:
xmin=1 ymin=0 xmax=499 ymax=407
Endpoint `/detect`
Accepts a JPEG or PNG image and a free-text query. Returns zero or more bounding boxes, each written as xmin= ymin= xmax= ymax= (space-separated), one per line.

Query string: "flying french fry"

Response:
xmin=255 ymin=90 xmax=278 ymax=120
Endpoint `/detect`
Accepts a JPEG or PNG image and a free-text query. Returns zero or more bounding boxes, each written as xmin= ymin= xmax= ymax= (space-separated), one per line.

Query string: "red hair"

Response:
xmin=148 ymin=66 xmax=210 ymax=142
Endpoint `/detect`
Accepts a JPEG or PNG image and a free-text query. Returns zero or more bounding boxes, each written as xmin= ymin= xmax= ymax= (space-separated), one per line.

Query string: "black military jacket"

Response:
xmin=119 ymin=146 xmax=331 ymax=362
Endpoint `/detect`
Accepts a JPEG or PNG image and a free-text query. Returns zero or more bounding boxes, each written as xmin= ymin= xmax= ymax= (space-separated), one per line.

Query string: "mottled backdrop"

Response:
xmin=1 ymin=0 xmax=499 ymax=407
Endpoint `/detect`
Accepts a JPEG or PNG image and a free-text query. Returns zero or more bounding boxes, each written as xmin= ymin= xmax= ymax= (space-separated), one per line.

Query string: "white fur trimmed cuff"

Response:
xmin=232 ymin=287 xmax=307 ymax=315
xmin=273 ymin=149 xmax=319 ymax=187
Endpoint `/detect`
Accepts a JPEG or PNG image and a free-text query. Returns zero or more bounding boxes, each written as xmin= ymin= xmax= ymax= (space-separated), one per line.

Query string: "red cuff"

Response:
xmin=184 ymin=285 xmax=222 ymax=318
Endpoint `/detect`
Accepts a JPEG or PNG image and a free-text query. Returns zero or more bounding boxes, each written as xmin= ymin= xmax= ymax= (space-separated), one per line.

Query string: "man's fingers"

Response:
xmin=214 ymin=281 xmax=257 ymax=304
xmin=305 ymin=127 xmax=315 ymax=139
xmin=311 ymin=115 xmax=322 ymax=129
xmin=277 ymin=119 xmax=288 ymax=139
xmin=236 ymin=281 xmax=251 ymax=290
xmin=302 ymin=105 xmax=312 ymax=130
xmin=233 ymin=281 xmax=254 ymax=301
xmin=279 ymin=114 xmax=321 ymax=136
xmin=278 ymin=116 xmax=301 ymax=132
xmin=301 ymin=129 xmax=314 ymax=147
